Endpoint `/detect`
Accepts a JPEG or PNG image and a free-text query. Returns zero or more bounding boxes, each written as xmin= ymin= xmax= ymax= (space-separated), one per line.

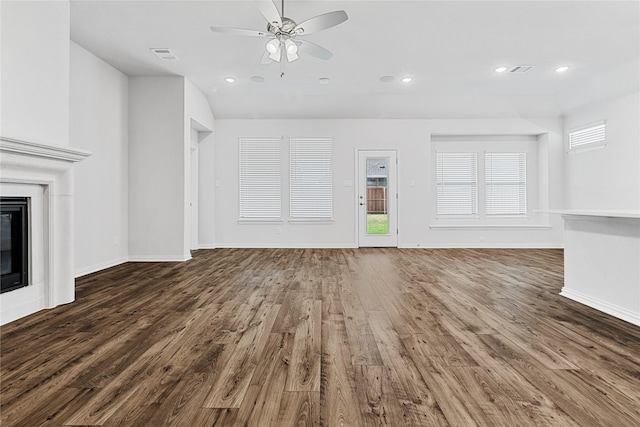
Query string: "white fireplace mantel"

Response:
xmin=1 ymin=136 xmax=91 ymax=325
xmin=1 ymin=137 xmax=91 ymax=162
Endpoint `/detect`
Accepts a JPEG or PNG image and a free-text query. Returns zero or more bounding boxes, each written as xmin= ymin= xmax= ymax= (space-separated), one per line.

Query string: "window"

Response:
xmin=289 ymin=137 xmax=333 ymax=219
xmin=485 ymin=153 xmax=527 ymax=216
xmin=568 ymin=122 xmax=606 ymax=151
xmin=436 ymin=152 xmax=478 ymax=216
xmin=239 ymin=137 xmax=281 ymax=219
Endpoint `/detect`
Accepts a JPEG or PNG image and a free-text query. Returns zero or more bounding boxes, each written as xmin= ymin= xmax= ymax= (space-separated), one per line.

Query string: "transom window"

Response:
xmin=568 ymin=122 xmax=606 ymax=151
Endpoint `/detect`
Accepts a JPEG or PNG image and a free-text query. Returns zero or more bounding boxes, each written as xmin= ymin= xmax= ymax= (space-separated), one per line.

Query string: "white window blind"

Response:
xmin=239 ymin=137 xmax=281 ymax=219
xmin=436 ymin=152 xmax=478 ymax=216
xmin=569 ymin=123 xmax=605 ymax=150
xmin=290 ymin=137 xmax=333 ymax=219
xmin=485 ymin=152 xmax=527 ymax=216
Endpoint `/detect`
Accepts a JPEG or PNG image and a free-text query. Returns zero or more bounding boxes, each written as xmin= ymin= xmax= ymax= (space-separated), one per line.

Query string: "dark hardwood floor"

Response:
xmin=1 ymin=248 xmax=639 ymax=426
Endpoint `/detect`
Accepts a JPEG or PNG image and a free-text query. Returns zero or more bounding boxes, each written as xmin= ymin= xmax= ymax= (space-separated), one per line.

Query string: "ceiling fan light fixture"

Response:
xmin=286 ymin=50 xmax=299 ymax=62
xmin=266 ymin=39 xmax=280 ymax=54
xmin=269 ymin=48 xmax=281 ymax=62
xmin=285 ymin=39 xmax=298 ymax=54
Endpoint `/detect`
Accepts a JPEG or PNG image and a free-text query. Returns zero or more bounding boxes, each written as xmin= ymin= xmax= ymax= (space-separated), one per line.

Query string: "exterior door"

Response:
xmin=358 ymin=150 xmax=397 ymax=247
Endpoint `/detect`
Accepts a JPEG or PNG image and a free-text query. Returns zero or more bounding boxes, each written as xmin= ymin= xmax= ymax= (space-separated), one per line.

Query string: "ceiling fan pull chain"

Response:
xmin=280 ymin=50 xmax=285 ymax=77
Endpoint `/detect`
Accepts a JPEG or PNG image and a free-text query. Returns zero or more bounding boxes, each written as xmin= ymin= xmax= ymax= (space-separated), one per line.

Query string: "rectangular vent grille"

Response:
xmin=150 ymin=48 xmax=179 ymax=60
xmin=509 ymin=65 xmax=536 ymax=73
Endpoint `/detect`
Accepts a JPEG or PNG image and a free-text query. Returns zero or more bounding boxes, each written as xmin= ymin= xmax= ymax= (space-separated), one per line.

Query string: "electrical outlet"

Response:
xmin=479 ymin=236 xmax=486 ymax=242
xmin=276 ymin=227 xmax=282 ymax=234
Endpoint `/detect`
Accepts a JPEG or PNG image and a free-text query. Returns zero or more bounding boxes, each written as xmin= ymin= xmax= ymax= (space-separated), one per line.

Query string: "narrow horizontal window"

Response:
xmin=569 ymin=122 xmax=605 ymax=151
xmin=239 ymin=137 xmax=281 ymax=219
xmin=436 ymin=152 xmax=478 ymax=216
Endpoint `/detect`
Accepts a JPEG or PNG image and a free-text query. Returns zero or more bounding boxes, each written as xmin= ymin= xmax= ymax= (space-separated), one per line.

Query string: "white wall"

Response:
xmin=212 ymin=118 xmax=564 ymax=248
xmin=564 ymin=92 xmax=640 ymax=210
xmin=0 ymin=1 xmax=69 ymax=146
xmin=70 ymin=41 xmax=129 ymax=276
xmin=128 ymin=76 xmax=215 ymax=260
xmin=0 ymin=1 xmax=88 ymax=324
xmin=128 ymin=76 xmax=186 ymax=260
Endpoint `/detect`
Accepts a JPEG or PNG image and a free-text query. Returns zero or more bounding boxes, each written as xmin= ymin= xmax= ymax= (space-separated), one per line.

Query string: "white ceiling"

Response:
xmin=70 ymin=0 xmax=640 ymax=119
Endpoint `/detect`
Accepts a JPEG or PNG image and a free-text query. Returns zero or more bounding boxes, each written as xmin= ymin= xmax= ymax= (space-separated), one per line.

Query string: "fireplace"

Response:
xmin=1 ymin=197 xmax=29 ymax=293
xmin=1 ymin=136 xmax=91 ymax=324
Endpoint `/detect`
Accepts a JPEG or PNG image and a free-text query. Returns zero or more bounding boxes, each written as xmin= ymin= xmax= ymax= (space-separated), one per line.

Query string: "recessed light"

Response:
xmin=380 ymin=75 xmax=394 ymax=83
xmin=555 ymin=66 xmax=570 ymax=73
xmin=318 ymin=77 xmax=330 ymax=85
xmin=224 ymin=77 xmax=236 ymax=83
xmin=401 ymin=77 xmax=413 ymax=83
xmin=250 ymin=76 xmax=265 ymax=83
xmin=494 ymin=66 xmax=508 ymax=73
xmin=208 ymin=87 xmax=218 ymax=93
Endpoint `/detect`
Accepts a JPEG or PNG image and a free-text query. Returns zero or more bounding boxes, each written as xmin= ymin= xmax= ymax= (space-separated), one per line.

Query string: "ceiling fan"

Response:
xmin=210 ymin=0 xmax=348 ymax=64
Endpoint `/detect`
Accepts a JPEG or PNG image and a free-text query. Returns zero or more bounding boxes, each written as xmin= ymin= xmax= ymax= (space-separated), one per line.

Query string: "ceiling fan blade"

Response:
xmin=210 ymin=27 xmax=268 ymax=37
xmin=256 ymin=0 xmax=282 ymax=28
xmin=298 ymin=40 xmax=333 ymax=60
xmin=294 ymin=10 xmax=348 ymax=35
xmin=261 ymin=51 xmax=273 ymax=64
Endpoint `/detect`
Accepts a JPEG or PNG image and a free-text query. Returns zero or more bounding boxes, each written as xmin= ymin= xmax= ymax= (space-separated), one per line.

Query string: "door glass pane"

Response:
xmin=366 ymin=158 xmax=389 ymax=234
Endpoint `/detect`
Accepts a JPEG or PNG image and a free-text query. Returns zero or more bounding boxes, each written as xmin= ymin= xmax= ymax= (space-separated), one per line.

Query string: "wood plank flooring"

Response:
xmin=2 ymin=248 xmax=640 ymax=426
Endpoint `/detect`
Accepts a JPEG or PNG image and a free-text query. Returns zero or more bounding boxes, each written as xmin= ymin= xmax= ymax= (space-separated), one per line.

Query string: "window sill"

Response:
xmin=288 ymin=218 xmax=335 ymax=225
xmin=237 ymin=218 xmax=283 ymax=224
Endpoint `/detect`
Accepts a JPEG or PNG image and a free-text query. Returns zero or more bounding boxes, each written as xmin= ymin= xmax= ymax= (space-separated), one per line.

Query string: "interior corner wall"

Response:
xmin=198 ymin=129 xmax=216 ymax=249
xmin=183 ymin=79 xmax=215 ymax=255
xmin=0 ymin=0 xmax=70 ymax=145
xmin=563 ymin=92 xmax=640 ymax=210
xmin=70 ymin=41 xmax=129 ymax=276
xmin=128 ymin=76 xmax=187 ymax=261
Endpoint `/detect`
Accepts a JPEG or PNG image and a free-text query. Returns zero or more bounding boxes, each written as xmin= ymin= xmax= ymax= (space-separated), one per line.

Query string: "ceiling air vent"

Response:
xmin=509 ymin=65 xmax=536 ymax=73
xmin=150 ymin=48 xmax=179 ymax=60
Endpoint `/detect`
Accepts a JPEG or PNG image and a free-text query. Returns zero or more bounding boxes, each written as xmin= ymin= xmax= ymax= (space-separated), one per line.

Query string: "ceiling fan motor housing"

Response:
xmin=268 ymin=17 xmax=300 ymax=37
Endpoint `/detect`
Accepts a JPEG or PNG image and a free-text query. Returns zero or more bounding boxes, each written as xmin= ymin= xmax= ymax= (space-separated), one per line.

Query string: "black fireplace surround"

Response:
xmin=1 ymin=197 xmax=29 ymax=293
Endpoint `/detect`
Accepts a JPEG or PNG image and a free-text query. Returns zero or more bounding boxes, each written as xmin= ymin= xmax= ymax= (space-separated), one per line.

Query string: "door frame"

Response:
xmin=356 ymin=149 xmax=398 ymax=247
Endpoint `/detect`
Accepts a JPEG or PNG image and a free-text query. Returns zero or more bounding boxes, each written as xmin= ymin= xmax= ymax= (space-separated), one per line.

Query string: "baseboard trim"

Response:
xmin=399 ymin=243 xmax=564 ymax=249
xmin=561 ymin=288 xmax=640 ymax=326
xmin=128 ymin=255 xmax=192 ymax=262
xmin=216 ymin=243 xmax=357 ymax=249
xmin=75 ymin=257 xmax=128 ymax=278
xmin=198 ymin=244 xmax=217 ymax=249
